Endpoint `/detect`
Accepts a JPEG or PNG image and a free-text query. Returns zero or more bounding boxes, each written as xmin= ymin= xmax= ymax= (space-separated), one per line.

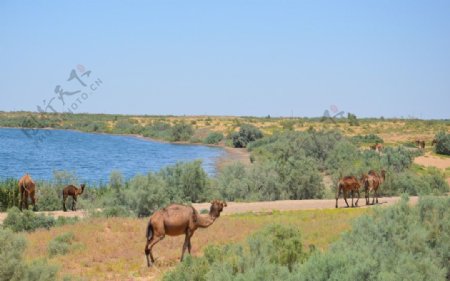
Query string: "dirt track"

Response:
xmin=0 ymin=196 xmax=419 ymax=224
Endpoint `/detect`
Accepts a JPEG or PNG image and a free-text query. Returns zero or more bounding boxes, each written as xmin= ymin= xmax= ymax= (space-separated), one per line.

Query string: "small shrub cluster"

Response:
xmin=2 ymin=207 xmax=78 ymax=232
xmin=203 ymin=132 xmax=224 ymax=144
xmin=350 ymin=134 xmax=384 ymax=144
xmin=48 ymin=232 xmax=76 ymax=257
xmin=231 ymin=124 xmax=263 ymax=148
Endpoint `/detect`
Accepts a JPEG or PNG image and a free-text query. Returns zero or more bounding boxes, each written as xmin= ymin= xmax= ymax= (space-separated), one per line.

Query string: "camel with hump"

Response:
xmin=18 ymin=173 xmax=37 ymax=211
xmin=361 ymin=170 xmax=386 ymax=205
xmin=335 ymin=176 xmax=361 ymax=208
xmin=144 ymin=200 xmax=227 ymax=267
xmin=62 ymin=184 xmax=85 ymax=211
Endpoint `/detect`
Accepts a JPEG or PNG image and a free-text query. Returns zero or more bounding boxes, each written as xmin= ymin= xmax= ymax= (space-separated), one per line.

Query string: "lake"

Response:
xmin=0 ymin=128 xmax=225 ymax=183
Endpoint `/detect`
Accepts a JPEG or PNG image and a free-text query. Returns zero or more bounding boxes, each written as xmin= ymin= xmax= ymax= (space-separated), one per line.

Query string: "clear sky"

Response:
xmin=1 ymin=1 xmax=449 ymax=119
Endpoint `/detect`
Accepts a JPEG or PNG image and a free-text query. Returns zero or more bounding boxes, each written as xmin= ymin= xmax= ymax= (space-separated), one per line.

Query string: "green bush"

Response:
xmin=169 ymin=122 xmax=194 ymax=141
xmin=351 ymin=134 xmax=384 ymax=144
xmin=231 ymin=124 xmax=263 ymax=148
xmin=434 ymin=131 xmax=450 ymax=155
xmin=0 ymin=228 xmax=58 ymax=281
xmin=48 ymin=232 xmax=75 ymax=257
xmin=0 ymin=178 xmax=19 ymax=211
xmin=204 ymin=132 xmax=224 ymax=144
xmin=3 ymin=207 xmax=55 ymax=232
xmin=347 ymin=113 xmax=359 ymax=126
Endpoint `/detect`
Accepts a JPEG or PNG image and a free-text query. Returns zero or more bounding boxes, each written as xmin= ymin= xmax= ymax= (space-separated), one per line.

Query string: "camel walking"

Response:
xmin=415 ymin=140 xmax=425 ymax=149
xmin=62 ymin=184 xmax=85 ymax=211
xmin=335 ymin=176 xmax=361 ymax=208
xmin=18 ymin=173 xmax=36 ymax=211
xmin=362 ymin=170 xmax=386 ymax=205
xmin=144 ymin=200 xmax=227 ymax=267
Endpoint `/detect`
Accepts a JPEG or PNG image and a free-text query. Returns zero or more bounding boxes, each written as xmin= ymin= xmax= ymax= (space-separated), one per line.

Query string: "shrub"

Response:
xmin=347 ymin=113 xmax=359 ymax=126
xmin=434 ymin=131 xmax=450 ymax=155
xmin=48 ymin=232 xmax=75 ymax=257
xmin=231 ymin=124 xmax=263 ymax=148
xmin=0 ymin=228 xmax=58 ymax=281
xmin=0 ymin=178 xmax=19 ymax=211
xmin=350 ymin=134 xmax=384 ymax=144
xmin=124 ymin=173 xmax=169 ymax=217
xmin=3 ymin=207 xmax=55 ymax=232
xmin=204 ymin=132 xmax=224 ymax=144
xmin=160 ymin=160 xmax=208 ymax=203
xmin=169 ymin=123 xmax=194 ymax=142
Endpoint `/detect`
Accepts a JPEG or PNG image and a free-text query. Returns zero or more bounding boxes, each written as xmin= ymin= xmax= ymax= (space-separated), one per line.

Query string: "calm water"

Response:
xmin=0 ymin=128 xmax=224 ymax=183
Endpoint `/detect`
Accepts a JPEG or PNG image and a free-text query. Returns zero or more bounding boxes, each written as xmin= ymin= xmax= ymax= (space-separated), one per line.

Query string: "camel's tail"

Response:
xmin=146 ymin=222 xmax=153 ymax=241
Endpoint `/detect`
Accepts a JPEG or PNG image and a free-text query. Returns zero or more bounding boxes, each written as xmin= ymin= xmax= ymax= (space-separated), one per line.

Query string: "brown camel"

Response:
xmin=415 ymin=140 xmax=425 ymax=149
xmin=144 ymin=200 xmax=227 ymax=267
xmin=18 ymin=173 xmax=36 ymax=211
xmin=431 ymin=139 xmax=437 ymax=146
xmin=62 ymin=184 xmax=85 ymax=211
xmin=335 ymin=176 xmax=361 ymax=208
xmin=370 ymin=143 xmax=383 ymax=153
xmin=362 ymin=170 xmax=386 ymax=205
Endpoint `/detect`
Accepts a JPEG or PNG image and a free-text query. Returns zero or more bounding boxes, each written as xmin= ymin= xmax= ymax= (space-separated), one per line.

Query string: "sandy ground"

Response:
xmin=0 ymin=196 xmax=419 ymax=224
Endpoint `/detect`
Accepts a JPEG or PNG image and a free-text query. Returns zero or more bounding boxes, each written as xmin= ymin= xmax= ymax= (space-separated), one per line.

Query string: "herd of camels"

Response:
xmin=10 ymin=138 xmax=437 ymax=266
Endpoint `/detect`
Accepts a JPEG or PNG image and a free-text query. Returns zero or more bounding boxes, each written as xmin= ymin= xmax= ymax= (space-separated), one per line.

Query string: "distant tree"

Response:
xmin=231 ymin=124 xmax=263 ymax=148
xmin=347 ymin=113 xmax=359 ymax=126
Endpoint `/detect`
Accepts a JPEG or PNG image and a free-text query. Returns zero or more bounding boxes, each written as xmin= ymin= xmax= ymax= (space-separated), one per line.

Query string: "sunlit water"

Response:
xmin=0 ymin=128 xmax=224 ymax=183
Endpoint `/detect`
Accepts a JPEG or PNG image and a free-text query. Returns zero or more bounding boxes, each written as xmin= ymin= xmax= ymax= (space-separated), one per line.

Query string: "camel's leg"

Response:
xmin=145 ymin=235 xmax=164 ymax=266
xmin=24 ymin=192 xmax=29 ymax=210
xmin=375 ymin=188 xmax=379 ymax=204
xmin=343 ymin=190 xmax=350 ymax=208
xmin=63 ymin=195 xmax=67 ymax=212
xmin=187 ymin=230 xmax=195 ymax=254
xmin=335 ymin=186 xmax=341 ymax=208
xmin=365 ymin=188 xmax=369 ymax=205
xmin=180 ymin=230 xmax=193 ymax=261
xmin=372 ymin=189 xmax=376 ymax=205
xmin=355 ymin=189 xmax=360 ymax=207
xmin=351 ymin=190 xmax=354 ymax=207
xmin=30 ymin=191 xmax=36 ymax=211
xmin=72 ymin=196 xmax=77 ymax=211
xmin=19 ymin=190 xmax=24 ymax=211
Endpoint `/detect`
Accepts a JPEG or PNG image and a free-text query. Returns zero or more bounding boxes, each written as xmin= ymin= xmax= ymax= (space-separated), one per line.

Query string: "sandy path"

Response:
xmin=0 ymin=196 xmax=418 ymax=224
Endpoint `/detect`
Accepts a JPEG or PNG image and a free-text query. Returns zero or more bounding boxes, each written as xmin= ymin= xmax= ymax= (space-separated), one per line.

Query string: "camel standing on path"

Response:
xmin=335 ymin=176 xmax=361 ymax=208
xmin=415 ymin=140 xmax=425 ymax=150
xmin=62 ymin=184 xmax=85 ymax=211
xmin=18 ymin=173 xmax=36 ymax=211
xmin=362 ymin=170 xmax=386 ymax=205
xmin=144 ymin=200 xmax=227 ymax=267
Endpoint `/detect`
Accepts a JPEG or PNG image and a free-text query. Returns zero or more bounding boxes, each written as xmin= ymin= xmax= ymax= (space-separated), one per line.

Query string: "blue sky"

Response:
xmin=1 ymin=1 xmax=449 ymax=119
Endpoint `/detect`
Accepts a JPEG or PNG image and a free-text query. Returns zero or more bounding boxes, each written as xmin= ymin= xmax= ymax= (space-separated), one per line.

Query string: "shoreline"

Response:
xmin=0 ymin=126 xmax=251 ymax=172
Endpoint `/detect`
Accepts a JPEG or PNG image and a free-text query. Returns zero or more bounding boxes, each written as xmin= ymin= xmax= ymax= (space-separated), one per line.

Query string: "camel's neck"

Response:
xmin=196 ymin=213 xmax=216 ymax=228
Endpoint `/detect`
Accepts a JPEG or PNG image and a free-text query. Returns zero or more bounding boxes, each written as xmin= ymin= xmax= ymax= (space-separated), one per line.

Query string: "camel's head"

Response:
xmin=79 ymin=184 xmax=86 ymax=194
xmin=210 ymin=200 xmax=227 ymax=218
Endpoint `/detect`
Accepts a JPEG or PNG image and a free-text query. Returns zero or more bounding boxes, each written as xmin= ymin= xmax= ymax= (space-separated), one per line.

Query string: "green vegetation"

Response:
xmin=204 ymin=132 xmax=224 ymax=144
xmin=231 ymin=124 xmax=263 ymax=148
xmin=48 ymin=232 xmax=76 ymax=257
xmin=0 ymin=228 xmax=58 ymax=281
xmin=350 ymin=134 xmax=384 ymax=144
xmin=2 ymin=207 xmax=78 ymax=232
xmin=163 ymin=196 xmax=450 ymax=281
xmin=434 ymin=131 xmax=450 ymax=155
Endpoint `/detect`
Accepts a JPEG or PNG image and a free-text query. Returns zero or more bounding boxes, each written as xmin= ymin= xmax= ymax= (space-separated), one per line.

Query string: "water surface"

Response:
xmin=0 ymin=128 xmax=224 ymax=183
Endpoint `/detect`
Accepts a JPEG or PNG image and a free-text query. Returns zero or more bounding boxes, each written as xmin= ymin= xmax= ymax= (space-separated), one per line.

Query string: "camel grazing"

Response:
xmin=432 ymin=139 xmax=437 ymax=146
xmin=362 ymin=170 xmax=386 ymax=205
xmin=144 ymin=200 xmax=227 ymax=267
xmin=370 ymin=143 xmax=383 ymax=153
xmin=335 ymin=176 xmax=361 ymax=208
xmin=18 ymin=173 xmax=36 ymax=211
xmin=415 ymin=140 xmax=425 ymax=149
xmin=62 ymin=184 xmax=85 ymax=211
